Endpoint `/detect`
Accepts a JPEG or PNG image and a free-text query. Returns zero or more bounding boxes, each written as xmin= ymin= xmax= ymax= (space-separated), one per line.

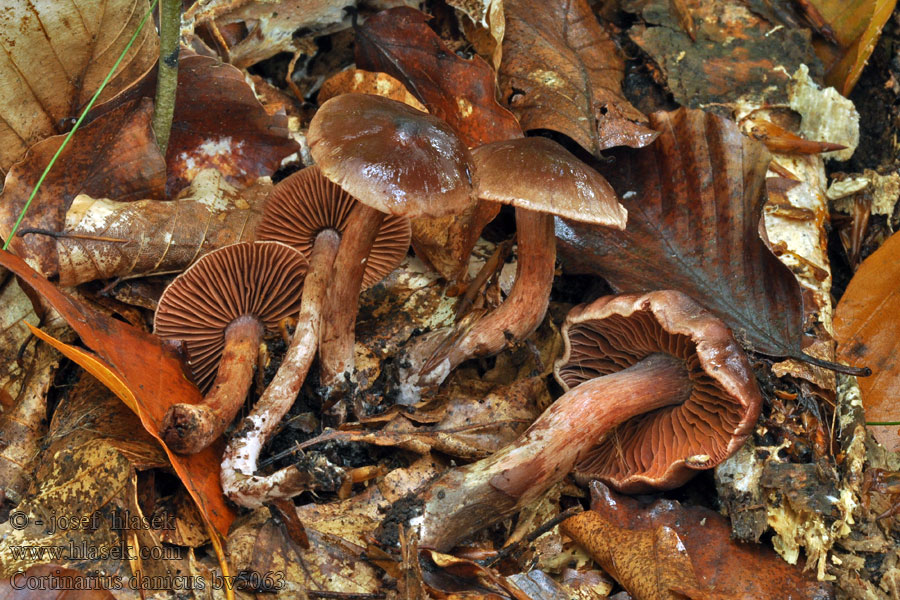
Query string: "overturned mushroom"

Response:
xmin=308 ymin=93 xmax=476 ymax=405
xmin=407 ymin=291 xmax=761 ymax=551
xmin=154 ymin=241 xmax=308 ymax=454
xmin=402 ymin=137 xmax=627 ymax=397
xmin=221 ymin=166 xmax=410 ymax=506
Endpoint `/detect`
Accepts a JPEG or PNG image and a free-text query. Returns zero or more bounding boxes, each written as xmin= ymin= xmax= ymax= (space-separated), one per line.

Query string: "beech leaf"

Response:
xmin=835 ymin=231 xmax=900 ymax=452
xmin=0 ymin=0 xmax=159 ymax=174
xmin=0 ymin=99 xmax=166 ymax=278
xmin=0 ymin=250 xmax=236 ymax=538
xmin=499 ymin=0 xmax=657 ymax=155
xmin=556 ymin=108 xmax=807 ymax=361
xmin=55 ymin=171 xmax=267 ymax=286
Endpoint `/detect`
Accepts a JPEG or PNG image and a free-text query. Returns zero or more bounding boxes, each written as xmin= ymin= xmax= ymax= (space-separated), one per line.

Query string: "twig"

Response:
xmin=153 ymin=0 xmax=182 ymax=155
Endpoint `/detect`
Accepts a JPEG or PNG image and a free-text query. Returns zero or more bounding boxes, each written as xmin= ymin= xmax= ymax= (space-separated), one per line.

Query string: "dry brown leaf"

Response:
xmin=318 ymin=68 xmax=427 ymax=111
xmin=499 ymin=0 xmax=657 ymax=155
xmin=564 ymin=481 xmax=835 ymax=599
xmin=0 ymin=0 xmax=159 ymax=174
xmin=807 ymin=0 xmax=898 ymax=94
xmin=0 ymin=99 xmax=166 ymax=278
xmin=55 ymin=170 xmax=267 ymax=286
xmin=164 ymin=54 xmax=299 ymax=196
xmin=0 ymin=278 xmax=39 ymax=410
xmin=449 ymin=0 xmax=506 ymax=69
xmin=835 ymin=231 xmax=900 ymax=452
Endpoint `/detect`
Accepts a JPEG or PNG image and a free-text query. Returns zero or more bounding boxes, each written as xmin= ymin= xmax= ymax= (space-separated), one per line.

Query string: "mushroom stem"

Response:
xmin=412 ymin=352 xmax=692 ymax=550
xmin=160 ymin=314 xmax=264 ymax=454
xmin=319 ymin=203 xmax=386 ymax=400
xmin=222 ymin=229 xmax=343 ymax=507
xmin=414 ymin=208 xmax=554 ymax=386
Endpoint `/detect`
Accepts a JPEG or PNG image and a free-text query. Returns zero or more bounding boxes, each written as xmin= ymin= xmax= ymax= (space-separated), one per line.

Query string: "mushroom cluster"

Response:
xmin=150 ymin=93 xmax=765 ymax=530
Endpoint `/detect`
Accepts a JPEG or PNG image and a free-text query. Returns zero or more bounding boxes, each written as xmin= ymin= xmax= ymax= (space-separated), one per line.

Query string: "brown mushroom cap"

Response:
xmin=471 ymin=137 xmax=627 ymax=228
xmin=256 ymin=166 xmax=411 ymax=289
xmin=154 ymin=241 xmax=308 ymax=391
xmin=554 ymin=290 xmax=761 ymax=492
xmin=307 ymin=93 xmax=476 ymax=218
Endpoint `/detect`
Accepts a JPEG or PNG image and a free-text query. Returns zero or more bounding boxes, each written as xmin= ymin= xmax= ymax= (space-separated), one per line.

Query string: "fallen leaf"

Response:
xmin=318 ymin=68 xmax=427 ymax=111
xmin=567 ymin=481 xmax=835 ymax=599
xmin=185 ymin=0 xmax=348 ymax=68
xmin=556 ymin=108 xmax=809 ymax=362
xmin=0 ymin=0 xmax=159 ymax=174
xmin=0 ymin=250 xmax=235 ymax=538
xmin=355 ymin=7 xmax=521 ymax=280
xmin=164 ymin=54 xmax=299 ymax=196
xmin=0 ymin=99 xmax=166 ymax=278
xmin=834 ymin=231 xmax=900 ymax=452
xmin=626 ymin=0 xmax=823 ymax=110
xmin=452 ymin=0 xmax=506 ymax=69
xmin=807 ymin=0 xmax=898 ymax=94
xmin=0 ymin=277 xmax=40 ymax=410
xmin=499 ymin=0 xmax=657 ymax=155
xmin=0 ymin=341 xmax=56 ymax=505
xmin=54 ymin=170 xmax=266 ymax=286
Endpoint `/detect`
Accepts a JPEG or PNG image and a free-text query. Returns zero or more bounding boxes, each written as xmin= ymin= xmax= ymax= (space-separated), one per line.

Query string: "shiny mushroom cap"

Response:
xmin=471 ymin=137 xmax=627 ymax=228
xmin=154 ymin=241 xmax=308 ymax=391
xmin=308 ymin=93 xmax=476 ymax=218
xmin=257 ymin=166 xmax=411 ymax=289
xmin=554 ymin=290 xmax=761 ymax=492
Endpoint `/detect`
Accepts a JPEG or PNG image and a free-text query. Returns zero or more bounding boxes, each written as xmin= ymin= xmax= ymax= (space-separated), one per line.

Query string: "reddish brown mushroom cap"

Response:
xmin=472 ymin=137 xmax=627 ymax=228
xmin=257 ymin=165 xmax=411 ymax=289
xmin=554 ymin=290 xmax=762 ymax=492
xmin=154 ymin=241 xmax=308 ymax=391
xmin=307 ymin=93 xmax=476 ymax=218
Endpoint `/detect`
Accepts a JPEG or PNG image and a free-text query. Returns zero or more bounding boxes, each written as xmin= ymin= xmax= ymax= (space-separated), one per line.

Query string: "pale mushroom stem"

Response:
xmin=160 ymin=315 xmax=264 ymax=454
xmin=413 ymin=352 xmax=692 ymax=551
xmin=415 ymin=207 xmax=555 ymax=385
xmin=319 ymin=203 xmax=386 ymax=404
xmin=221 ymin=229 xmax=343 ymax=507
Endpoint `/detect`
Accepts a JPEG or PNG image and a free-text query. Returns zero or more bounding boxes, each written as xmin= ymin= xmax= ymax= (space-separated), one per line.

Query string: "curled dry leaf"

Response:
xmin=0 ymin=0 xmax=159 ymax=174
xmin=164 ymin=54 xmax=299 ymax=196
xmin=626 ymin=0 xmax=822 ymax=110
xmin=562 ymin=481 xmax=835 ymax=600
xmin=0 ymin=99 xmax=166 ymax=278
xmin=556 ymin=108 xmax=810 ymax=363
xmin=55 ymin=170 xmax=267 ymax=286
xmin=835 ymin=231 xmax=900 ymax=452
xmin=0 ymin=251 xmax=235 ymax=538
xmin=499 ymin=0 xmax=657 ymax=155
xmin=355 ymin=7 xmax=522 ymax=281
xmin=184 ymin=0 xmax=348 ymax=68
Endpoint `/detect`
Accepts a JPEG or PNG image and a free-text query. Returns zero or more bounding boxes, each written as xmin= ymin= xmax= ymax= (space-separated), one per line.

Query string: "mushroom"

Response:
xmin=407 ymin=290 xmax=761 ymax=551
xmin=402 ymin=137 xmax=627 ymax=396
xmin=220 ymin=165 xmax=410 ymax=506
xmin=154 ymin=241 xmax=308 ymax=454
xmin=307 ymin=93 xmax=476 ymax=406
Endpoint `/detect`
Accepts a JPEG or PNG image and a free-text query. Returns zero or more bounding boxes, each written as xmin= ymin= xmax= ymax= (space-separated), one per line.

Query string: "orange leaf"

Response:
xmin=835 ymin=231 xmax=900 ymax=452
xmin=0 ymin=250 xmax=235 ymax=538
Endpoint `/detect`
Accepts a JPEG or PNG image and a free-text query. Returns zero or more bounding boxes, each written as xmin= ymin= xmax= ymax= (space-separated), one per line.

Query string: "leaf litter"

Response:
xmin=1 ymin=0 xmax=900 ymax=598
